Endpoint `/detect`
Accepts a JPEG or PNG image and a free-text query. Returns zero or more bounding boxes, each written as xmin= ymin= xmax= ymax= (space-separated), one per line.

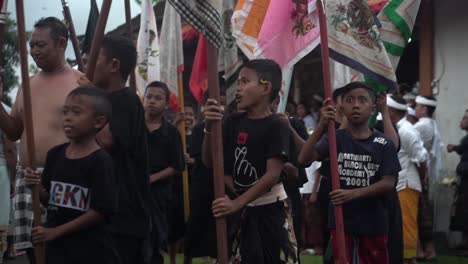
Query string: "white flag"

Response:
xmin=160 ymin=1 xmax=184 ymax=110
xmin=135 ymin=0 xmax=160 ymax=96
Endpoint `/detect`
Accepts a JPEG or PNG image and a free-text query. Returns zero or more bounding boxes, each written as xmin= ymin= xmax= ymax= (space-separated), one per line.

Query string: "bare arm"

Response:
xmin=330 ymin=175 xmax=395 ymax=205
xmin=377 ymin=94 xmax=400 ymax=149
xmin=32 ymin=209 xmax=104 ymax=243
xmin=0 ymin=102 xmax=24 ymax=141
xmin=201 ymin=99 xmax=223 ymax=168
xmin=212 ymin=158 xmax=284 ymax=218
xmin=149 ymin=167 xmax=179 ymax=183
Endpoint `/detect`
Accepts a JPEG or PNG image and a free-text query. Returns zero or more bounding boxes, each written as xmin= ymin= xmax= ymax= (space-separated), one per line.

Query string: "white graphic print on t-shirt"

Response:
xmin=49 ymin=181 xmax=91 ymax=212
xmin=233 ymin=146 xmax=258 ymax=187
xmin=337 ymin=153 xmax=380 ymax=187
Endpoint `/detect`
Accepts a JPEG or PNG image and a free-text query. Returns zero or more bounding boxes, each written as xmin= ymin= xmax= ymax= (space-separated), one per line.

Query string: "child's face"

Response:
xmin=414 ymin=103 xmax=427 ymax=119
xmin=236 ymin=68 xmax=267 ymax=111
xmin=341 ymin=88 xmax=375 ymax=126
xmin=184 ymin=106 xmax=195 ymax=129
xmin=143 ymin=86 xmax=168 ymax=115
xmin=62 ymin=95 xmax=101 ymax=139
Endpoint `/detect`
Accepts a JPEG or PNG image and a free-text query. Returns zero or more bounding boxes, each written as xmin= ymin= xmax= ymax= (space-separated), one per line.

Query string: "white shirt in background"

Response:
xmin=300 ymin=161 xmax=322 ymax=194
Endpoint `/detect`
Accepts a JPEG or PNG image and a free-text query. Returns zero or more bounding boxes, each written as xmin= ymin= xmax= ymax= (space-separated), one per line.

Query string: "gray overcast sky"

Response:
xmin=6 ymin=0 xmax=143 ymax=100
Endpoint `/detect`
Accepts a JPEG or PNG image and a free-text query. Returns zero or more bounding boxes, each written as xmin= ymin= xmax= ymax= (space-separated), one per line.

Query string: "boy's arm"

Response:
xmin=298 ymin=100 xmax=336 ymax=166
xmin=201 ymin=99 xmax=224 ymax=168
xmin=31 ymin=209 xmax=104 ymax=243
xmin=212 ymin=157 xmax=284 ymax=218
xmin=150 ymin=167 xmax=179 ymax=183
xmin=376 ymin=94 xmax=400 ymax=149
xmin=330 ymin=175 xmax=395 ymax=205
xmin=0 ymin=88 xmax=24 ymax=141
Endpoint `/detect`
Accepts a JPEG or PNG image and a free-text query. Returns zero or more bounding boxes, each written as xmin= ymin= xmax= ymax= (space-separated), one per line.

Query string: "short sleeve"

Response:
xmin=265 ymin=119 xmax=290 ymax=161
xmin=406 ymin=131 xmax=429 ymax=164
xmin=315 ymin=133 xmax=330 ymax=160
xmin=168 ymin=127 xmax=185 ymax=172
xmin=90 ymin=152 xmax=117 ymax=217
xmin=379 ymin=140 xmax=401 ymax=177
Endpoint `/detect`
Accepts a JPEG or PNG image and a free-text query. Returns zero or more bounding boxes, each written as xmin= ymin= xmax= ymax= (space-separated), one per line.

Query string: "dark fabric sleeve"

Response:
xmin=168 ymin=127 xmax=185 ymax=172
xmin=266 ymin=118 xmax=290 ymax=161
xmin=41 ymin=145 xmax=62 ymax=193
xmin=190 ymin=123 xmax=204 ymax=158
xmin=291 ymin=118 xmax=309 ymax=140
xmin=378 ymin=140 xmax=401 ymax=177
xmin=90 ymin=152 xmax=117 ymax=217
xmin=315 ymin=133 xmax=330 ymax=160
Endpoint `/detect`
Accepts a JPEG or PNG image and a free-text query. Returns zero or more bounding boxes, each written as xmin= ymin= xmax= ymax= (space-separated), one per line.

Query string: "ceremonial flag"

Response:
xmin=189 ymin=35 xmax=208 ymax=102
xmin=325 ymin=0 xmax=397 ymax=89
xmin=160 ymin=1 xmax=184 ymax=111
xmin=231 ymin=0 xmax=270 ymax=59
xmin=0 ymin=0 xmax=7 ymax=24
xmin=135 ymin=0 xmax=160 ymax=96
xmin=378 ymin=0 xmax=421 ymax=70
xmin=81 ymin=0 xmax=99 ymax=54
xmin=168 ymin=0 xmax=223 ymax=48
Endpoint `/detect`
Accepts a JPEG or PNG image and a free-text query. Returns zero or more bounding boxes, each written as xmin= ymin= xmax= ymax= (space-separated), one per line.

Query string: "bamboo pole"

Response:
xmin=15 ymin=1 xmax=43 ymax=263
xmin=124 ymin=0 xmax=137 ymax=91
xmin=176 ymin=74 xmax=191 ymax=222
xmin=317 ymin=0 xmax=347 ymax=263
xmin=61 ymin=0 xmax=84 ymax=71
xmin=85 ymin=0 xmax=112 ymax=80
xmin=206 ymin=43 xmax=228 ymax=264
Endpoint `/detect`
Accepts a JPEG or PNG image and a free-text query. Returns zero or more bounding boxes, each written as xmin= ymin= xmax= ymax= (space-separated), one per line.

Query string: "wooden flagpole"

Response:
xmin=85 ymin=0 xmax=112 ymax=80
xmin=15 ymin=1 xmax=43 ymax=263
xmin=176 ymin=73 xmax=191 ymax=223
xmin=317 ymin=0 xmax=347 ymax=263
xmin=206 ymin=43 xmax=228 ymax=264
xmin=124 ymin=0 xmax=137 ymax=91
xmin=61 ymin=0 xmax=84 ymax=71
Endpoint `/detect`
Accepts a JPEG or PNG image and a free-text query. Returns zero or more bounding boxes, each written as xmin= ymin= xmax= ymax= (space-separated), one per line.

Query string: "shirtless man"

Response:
xmin=0 ymin=17 xmax=81 ymax=263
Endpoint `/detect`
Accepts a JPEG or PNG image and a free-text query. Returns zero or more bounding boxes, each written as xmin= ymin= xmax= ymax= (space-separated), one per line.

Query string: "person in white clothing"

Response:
xmin=388 ymin=95 xmax=429 ymax=264
xmin=413 ymin=95 xmax=441 ymax=261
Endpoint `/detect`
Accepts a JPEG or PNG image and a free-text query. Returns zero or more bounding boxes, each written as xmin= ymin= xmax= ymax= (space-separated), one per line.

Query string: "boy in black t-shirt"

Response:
xmin=143 ymin=81 xmax=184 ymax=264
xmin=298 ymin=82 xmax=401 ymax=264
xmin=202 ymin=59 xmax=297 ymax=263
xmin=79 ymin=35 xmax=152 ymax=264
xmin=25 ymin=86 xmax=118 ymax=264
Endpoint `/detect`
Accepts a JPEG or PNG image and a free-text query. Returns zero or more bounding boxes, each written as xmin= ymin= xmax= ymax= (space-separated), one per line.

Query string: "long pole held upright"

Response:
xmin=85 ymin=0 xmax=112 ymax=80
xmin=124 ymin=0 xmax=137 ymax=91
xmin=15 ymin=1 xmax=43 ymax=263
xmin=176 ymin=74 xmax=191 ymax=223
xmin=317 ymin=0 xmax=347 ymax=263
xmin=206 ymin=43 xmax=229 ymax=264
xmin=61 ymin=0 xmax=84 ymax=71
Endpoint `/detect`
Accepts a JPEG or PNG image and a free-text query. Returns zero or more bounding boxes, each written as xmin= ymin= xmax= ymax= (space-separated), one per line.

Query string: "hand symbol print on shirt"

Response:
xmin=233 ymin=146 xmax=258 ymax=187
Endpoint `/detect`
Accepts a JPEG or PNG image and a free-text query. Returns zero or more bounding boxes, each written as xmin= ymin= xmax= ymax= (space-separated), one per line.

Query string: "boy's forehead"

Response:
xmin=239 ymin=67 xmax=258 ymax=79
xmin=344 ymin=87 xmax=372 ymax=97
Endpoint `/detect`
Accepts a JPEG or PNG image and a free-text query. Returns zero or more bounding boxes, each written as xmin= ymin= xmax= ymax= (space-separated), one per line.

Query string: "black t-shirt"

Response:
xmin=223 ymin=113 xmax=290 ymax=193
xmin=42 ymin=143 xmax=116 ymax=237
xmin=107 ymin=87 xmax=151 ymax=237
xmin=315 ymin=129 xmax=401 ymax=235
xmin=147 ymin=119 xmax=185 ymax=176
xmin=456 ymin=135 xmax=468 ymax=176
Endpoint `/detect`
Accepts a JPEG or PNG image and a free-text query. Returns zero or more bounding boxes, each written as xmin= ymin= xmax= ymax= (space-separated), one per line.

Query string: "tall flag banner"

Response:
xmin=168 ymin=0 xmax=223 ymax=48
xmin=220 ymin=0 xmax=242 ymax=105
xmin=189 ymin=35 xmax=208 ymax=102
xmin=378 ymin=0 xmax=421 ymax=71
xmin=325 ymin=0 xmax=397 ymax=89
xmin=367 ymin=0 xmax=389 ymax=13
xmin=231 ymin=0 xmax=270 ymax=59
xmin=0 ymin=0 xmax=7 ymax=24
xmin=135 ymin=0 xmax=160 ymax=96
xmin=160 ymin=1 xmax=184 ymax=111
xmin=81 ymin=0 xmax=99 ymax=54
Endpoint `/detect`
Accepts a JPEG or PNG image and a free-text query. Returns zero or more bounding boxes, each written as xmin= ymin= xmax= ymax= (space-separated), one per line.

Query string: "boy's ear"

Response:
xmin=110 ymin=58 xmax=120 ymax=74
xmin=261 ymin=80 xmax=272 ymax=98
xmin=371 ymin=103 xmax=377 ymax=114
xmin=94 ymin=115 xmax=107 ymax=131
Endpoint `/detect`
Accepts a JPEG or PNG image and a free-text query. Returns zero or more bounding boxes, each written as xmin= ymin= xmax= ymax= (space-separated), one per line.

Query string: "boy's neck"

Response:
xmin=67 ymin=136 xmax=100 ymax=159
xmin=347 ymin=123 xmax=373 ymax=139
xmin=246 ymin=102 xmax=273 ymax=119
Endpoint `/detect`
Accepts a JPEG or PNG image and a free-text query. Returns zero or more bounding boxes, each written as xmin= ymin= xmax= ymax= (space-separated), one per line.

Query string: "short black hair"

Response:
xmin=342 ymin=82 xmax=376 ymax=103
xmin=333 ymin=86 xmax=346 ymax=102
xmin=68 ymin=86 xmax=112 ymax=123
xmin=242 ymin=59 xmax=282 ymax=102
xmin=146 ymin=81 xmax=170 ymax=102
xmin=34 ymin=17 xmax=69 ymax=42
xmin=390 ymin=94 xmax=407 ymax=115
xmin=420 ymin=95 xmax=437 ymax=117
xmin=101 ymin=35 xmax=137 ymax=81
